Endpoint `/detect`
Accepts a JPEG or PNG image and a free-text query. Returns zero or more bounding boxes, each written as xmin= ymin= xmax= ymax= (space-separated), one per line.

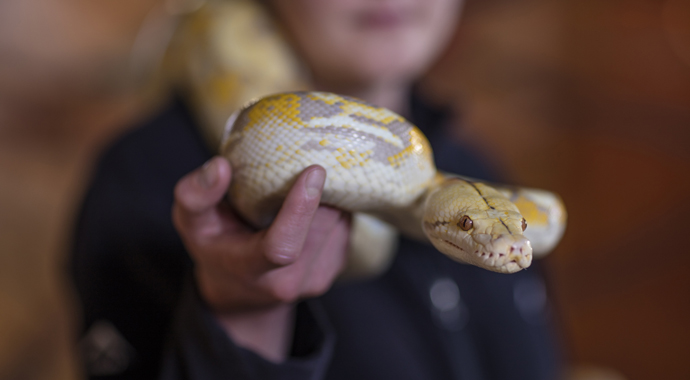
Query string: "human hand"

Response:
xmin=173 ymin=157 xmax=350 ymax=360
xmin=172 ymin=156 xmax=350 ymax=312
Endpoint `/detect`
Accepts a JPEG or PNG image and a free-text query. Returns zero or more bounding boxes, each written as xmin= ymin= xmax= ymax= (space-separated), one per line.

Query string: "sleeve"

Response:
xmin=160 ymin=280 xmax=336 ymax=380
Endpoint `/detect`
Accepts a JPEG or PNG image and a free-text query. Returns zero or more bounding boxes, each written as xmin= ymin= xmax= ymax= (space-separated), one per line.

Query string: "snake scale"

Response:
xmin=221 ymin=91 xmax=566 ymax=274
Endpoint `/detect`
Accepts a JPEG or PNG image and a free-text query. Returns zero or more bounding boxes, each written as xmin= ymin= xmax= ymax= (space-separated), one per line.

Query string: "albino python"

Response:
xmin=220 ymin=91 xmax=566 ymax=275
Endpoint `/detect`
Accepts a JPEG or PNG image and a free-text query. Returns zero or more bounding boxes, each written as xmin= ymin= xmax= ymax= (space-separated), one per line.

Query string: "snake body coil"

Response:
xmin=221 ymin=92 xmax=566 ymax=274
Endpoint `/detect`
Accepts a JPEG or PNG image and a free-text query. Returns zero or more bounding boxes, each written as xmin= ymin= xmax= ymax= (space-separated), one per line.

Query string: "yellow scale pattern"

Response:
xmin=224 ymin=92 xmax=436 ymax=228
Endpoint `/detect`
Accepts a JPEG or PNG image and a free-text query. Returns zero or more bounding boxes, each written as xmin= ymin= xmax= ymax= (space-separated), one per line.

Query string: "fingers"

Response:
xmin=298 ymin=206 xmax=346 ymax=257
xmin=257 ymin=207 xmax=350 ymax=304
xmin=302 ymin=210 xmax=351 ymax=297
xmin=263 ymin=165 xmax=326 ymax=266
xmin=172 ymin=156 xmax=233 ymax=240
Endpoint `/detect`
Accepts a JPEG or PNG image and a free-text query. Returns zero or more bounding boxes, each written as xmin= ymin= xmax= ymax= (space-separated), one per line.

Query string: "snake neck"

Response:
xmin=370 ymin=172 xmax=447 ymax=243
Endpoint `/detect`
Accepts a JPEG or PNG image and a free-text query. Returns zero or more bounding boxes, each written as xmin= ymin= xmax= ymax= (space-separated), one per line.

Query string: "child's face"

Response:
xmin=270 ymin=0 xmax=464 ymax=89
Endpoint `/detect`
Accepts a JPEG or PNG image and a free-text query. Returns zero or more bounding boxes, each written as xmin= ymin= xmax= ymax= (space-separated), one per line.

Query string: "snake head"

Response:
xmin=422 ymin=179 xmax=533 ymax=273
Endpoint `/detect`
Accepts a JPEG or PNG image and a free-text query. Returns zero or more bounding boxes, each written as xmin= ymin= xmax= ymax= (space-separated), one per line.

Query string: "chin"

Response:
xmin=361 ymin=37 xmax=438 ymax=79
xmin=351 ymin=52 xmax=430 ymax=85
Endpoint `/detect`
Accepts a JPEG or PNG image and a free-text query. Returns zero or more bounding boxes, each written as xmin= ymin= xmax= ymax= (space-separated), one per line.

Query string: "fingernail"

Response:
xmin=305 ymin=168 xmax=325 ymax=198
xmin=272 ymin=252 xmax=297 ymax=265
xmin=199 ymin=159 xmax=218 ymax=189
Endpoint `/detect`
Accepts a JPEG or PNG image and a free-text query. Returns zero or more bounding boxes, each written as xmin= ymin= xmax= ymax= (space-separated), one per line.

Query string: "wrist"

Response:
xmin=214 ymin=303 xmax=296 ymax=363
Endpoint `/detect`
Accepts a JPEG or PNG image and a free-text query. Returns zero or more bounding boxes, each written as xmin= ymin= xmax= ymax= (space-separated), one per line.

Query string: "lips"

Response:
xmin=356 ymin=7 xmax=414 ymax=29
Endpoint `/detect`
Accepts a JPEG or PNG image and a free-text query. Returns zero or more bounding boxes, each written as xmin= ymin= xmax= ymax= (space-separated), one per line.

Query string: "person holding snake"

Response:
xmin=72 ymin=0 xmax=565 ymax=379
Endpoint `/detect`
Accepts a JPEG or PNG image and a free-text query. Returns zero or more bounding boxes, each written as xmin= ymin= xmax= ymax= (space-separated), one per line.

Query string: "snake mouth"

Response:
xmin=442 ymin=239 xmax=505 ymax=260
xmin=442 ymin=239 xmax=463 ymax=251
xmin=441 ymin=239 xmax=526 ymax=273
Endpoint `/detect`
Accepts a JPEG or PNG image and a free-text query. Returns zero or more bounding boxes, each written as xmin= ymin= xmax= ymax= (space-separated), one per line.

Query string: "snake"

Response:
xmin=220 ymin=91 xmax=566 ymax=274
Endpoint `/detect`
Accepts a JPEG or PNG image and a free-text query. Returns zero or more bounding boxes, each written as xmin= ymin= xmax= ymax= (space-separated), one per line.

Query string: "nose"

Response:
xmin=508 ymin=237 xmax=532 ymax=268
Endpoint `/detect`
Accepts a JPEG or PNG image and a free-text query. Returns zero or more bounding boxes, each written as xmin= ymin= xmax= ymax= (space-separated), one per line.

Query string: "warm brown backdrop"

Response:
xmin=1 ymin=0 xmax=688 ymax=379
xmin=429 ymin=0 xmax=690 ymax=379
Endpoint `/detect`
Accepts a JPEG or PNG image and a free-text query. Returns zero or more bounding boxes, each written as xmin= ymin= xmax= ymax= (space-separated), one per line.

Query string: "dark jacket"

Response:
xmin=71 ymin=94 xmax=561 ymax=380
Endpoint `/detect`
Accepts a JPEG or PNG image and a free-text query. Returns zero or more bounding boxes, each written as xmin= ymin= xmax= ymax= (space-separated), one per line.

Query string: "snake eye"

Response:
xmin=521 ymin=218 xmax=527 ymax=231
xmin=458 ymin=215 xmax=473 ymax=231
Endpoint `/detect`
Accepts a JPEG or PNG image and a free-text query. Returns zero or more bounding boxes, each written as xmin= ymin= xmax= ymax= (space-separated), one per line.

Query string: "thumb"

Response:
xmin=173 ymin=157 xmax=232 ymax=237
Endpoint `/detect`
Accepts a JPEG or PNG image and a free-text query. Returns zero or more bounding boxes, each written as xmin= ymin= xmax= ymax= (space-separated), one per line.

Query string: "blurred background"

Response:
xmin=0 ymin=0 xmax=688 ymax=379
